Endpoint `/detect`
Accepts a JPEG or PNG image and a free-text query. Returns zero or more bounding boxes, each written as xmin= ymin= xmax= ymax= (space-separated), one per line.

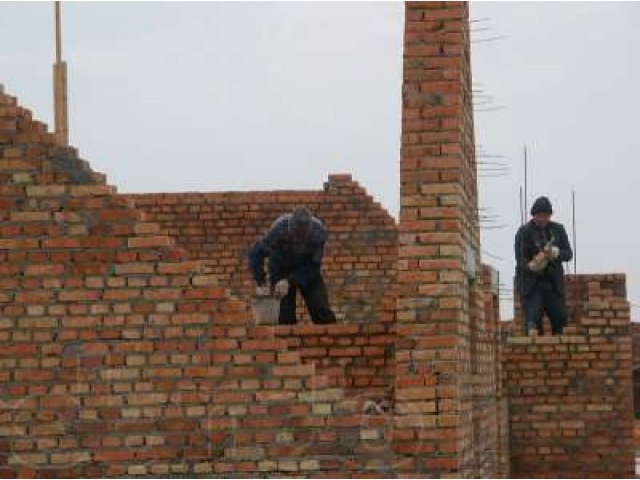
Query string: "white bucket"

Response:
xmin=251 ymin=295 xmax=281 ymax=325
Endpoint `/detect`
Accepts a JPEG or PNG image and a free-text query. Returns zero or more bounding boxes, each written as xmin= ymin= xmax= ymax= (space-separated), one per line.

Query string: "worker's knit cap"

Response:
xmin=289 ymin=207 xmax=312 ymax=231
xmin=530 ymin=196 xmax=553 ymax=216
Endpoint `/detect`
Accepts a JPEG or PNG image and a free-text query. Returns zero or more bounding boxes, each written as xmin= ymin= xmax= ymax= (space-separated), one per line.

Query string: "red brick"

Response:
xmin=15 ymin=369 xmax=53 ymax=382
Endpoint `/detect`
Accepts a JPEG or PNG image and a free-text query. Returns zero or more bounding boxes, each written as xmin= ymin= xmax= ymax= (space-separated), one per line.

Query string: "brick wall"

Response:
xmin=477 ymin=265 xmax=510 ymax=477
xmin=274 ymin=324 xmax=395 ymax=402
xmin=0 ymin=70 xmax=497 ymax=476
xmin=0 ymin=85 xmax=405 ymax=478
xmin=124 ymin=177 xmax=398 ymax=400
xmin=124 ymin=175 xmax=397 ymax=325
xmin=504 ymin=274 xmax=634 ymax=478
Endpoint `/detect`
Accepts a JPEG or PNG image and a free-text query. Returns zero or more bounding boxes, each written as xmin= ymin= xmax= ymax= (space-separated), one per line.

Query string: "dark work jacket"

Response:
xmin=247 ymin=214 xmax=328 ymax=287
xmin=514 ymin=220 xmax=573 ymax=297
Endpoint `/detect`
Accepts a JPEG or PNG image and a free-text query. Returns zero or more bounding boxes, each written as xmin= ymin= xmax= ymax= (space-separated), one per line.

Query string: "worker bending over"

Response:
xmin=248 ymin=207 xmax=336 ymax=325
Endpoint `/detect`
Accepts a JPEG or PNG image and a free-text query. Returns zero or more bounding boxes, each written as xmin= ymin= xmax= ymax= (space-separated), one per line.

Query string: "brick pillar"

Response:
xmin=394 ymin=2 xmax=481 ymax=476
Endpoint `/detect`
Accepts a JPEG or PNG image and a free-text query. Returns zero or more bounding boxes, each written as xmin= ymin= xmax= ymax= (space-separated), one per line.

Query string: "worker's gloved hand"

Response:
xmin=543 ymin=243 xmax=559 ymax=260
xmin=528 ymin=251 xmax=548 ymax=272
xmin=255 ymin=285 xmax=270 ymax=297
xmin=528 ymin=259 xmax=546 ymax=272
xmin=274 ymin=279 xmax=290 ymax=298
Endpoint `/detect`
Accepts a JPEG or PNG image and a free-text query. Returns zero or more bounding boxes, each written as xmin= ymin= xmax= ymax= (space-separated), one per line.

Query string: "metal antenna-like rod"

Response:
xmin=523 ymin=146 xmax=529 ymax=218
xmin=572 ymin=189 xmax=577 ymax=274
xmin=519 ymin=186 xmax=524 ymax=226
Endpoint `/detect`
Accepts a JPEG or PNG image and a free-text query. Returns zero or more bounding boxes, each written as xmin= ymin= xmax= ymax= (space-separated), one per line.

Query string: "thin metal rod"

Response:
xmin=523 ymin=146 xmax=528 ymax=219
xmin=572 ymin=190 xmax=577 ymax=274
xmin=519 ymin=186 xmax=524 ymax=226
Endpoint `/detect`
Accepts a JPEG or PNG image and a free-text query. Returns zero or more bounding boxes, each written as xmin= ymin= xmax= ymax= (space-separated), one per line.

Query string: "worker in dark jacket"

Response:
xmin=515 ymin=196 xmax=573 ymax=335
xmin=248 ymin=207 xmax=336 ymax=325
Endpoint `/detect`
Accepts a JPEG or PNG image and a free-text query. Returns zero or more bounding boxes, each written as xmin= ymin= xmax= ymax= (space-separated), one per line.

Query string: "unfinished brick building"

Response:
xmin=0 ymin=2 xmax=634 ymax=478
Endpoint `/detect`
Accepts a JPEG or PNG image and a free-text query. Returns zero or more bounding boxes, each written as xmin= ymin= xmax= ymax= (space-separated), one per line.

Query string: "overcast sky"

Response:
xmin=1 ymin=2 xmax=639 ymax=320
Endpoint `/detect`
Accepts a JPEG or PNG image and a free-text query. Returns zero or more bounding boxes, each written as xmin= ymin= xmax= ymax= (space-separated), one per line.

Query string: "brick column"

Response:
xmin=394 ymin=1 xmax=481 ymax=476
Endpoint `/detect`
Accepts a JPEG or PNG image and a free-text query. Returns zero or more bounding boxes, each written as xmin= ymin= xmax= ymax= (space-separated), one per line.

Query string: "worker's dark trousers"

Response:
xmin=279 ymin=275 xmax=336 ymax=325
xmin=523 ymin=279 xmax=567 ymax=335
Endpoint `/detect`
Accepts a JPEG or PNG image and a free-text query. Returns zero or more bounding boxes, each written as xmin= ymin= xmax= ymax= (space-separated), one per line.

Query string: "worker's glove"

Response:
xmin=255 ymin=285 xmax=270 ymax=297
xmin=528 ymin=251 xmax=548 ymax=273
xmin=274 ymin=279 xmax=290 ymax=299
xmin=543 ymin=242 xmax=560 ymax=260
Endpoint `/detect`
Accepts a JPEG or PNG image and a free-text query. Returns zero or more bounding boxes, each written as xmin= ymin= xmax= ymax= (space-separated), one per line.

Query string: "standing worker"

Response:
xmin=515 ymin=196 xmax=573 ymax=335
xmin=248 ymin=207 xmax=336 ymax=325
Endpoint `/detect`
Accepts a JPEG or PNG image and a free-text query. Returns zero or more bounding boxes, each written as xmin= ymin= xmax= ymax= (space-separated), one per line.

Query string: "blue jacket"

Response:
xmin=248 ymin=213 xmax=328 ymax=287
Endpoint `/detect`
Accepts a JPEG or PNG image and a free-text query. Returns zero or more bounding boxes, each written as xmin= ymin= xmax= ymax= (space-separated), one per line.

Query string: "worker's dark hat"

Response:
xmin=289 ymin=207 xmax=312 ymax=231
xmin=530 ymin=196 xmax=553 ymax=216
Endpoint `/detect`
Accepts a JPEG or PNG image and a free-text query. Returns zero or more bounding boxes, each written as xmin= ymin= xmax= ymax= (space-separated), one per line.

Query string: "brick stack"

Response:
xmin=125 ymin=173 xmax=398 ymax=325
xmin=504 ymin=274 xmax=634 ymax=478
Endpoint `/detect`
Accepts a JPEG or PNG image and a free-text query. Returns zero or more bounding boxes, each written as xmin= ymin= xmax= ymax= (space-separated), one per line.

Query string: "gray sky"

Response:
xmin=1 ymin=2 xmax=639 ymax=320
